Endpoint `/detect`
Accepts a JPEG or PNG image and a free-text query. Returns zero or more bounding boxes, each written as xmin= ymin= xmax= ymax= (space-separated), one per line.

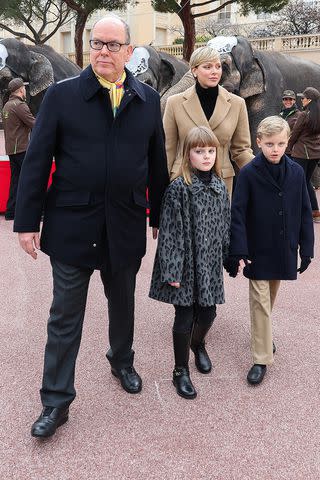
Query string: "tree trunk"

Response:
xmin=74 ymin=12 xmax=88 ymax=68
xmin=178 ymin=2 xmax=195 ymax=62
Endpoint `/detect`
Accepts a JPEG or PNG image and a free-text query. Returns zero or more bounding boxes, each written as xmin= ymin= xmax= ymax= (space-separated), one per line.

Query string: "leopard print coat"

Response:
xmin=149 ymin=173 xmax=230 ymax=306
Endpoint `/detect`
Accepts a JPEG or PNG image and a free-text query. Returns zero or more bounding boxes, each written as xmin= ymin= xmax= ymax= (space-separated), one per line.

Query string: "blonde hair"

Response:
xmin=189 ymin=46 xmax=220 ymax=69
xmin=257 ymin=116 xmax=290 ymax=139
xmin=177 ymin=126 xmax=220 ymax=185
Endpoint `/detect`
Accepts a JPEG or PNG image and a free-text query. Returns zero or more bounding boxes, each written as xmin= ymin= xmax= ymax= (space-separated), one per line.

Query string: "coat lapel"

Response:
xmin=208 ymin=86 xmax=231 ymax=131
xmin=182 ymin=85 xmax=232 ymax=131
xmin=253 ymin=153 xmax=282 ymax=190
xmin=182 ymin=86 xmax=209 ymax=127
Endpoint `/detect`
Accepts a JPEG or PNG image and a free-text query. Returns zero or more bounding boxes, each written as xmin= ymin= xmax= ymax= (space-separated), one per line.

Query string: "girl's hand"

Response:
xmin=169 ymin=281 xmax=180 ymax=288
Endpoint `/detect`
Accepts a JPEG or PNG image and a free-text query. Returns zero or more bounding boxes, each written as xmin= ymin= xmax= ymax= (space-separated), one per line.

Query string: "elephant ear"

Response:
xmin=229 ymin=37 xmax=266 ymax=98
xmin=239 ymin=56 xmax=266 ymax=98
xmin=28 ymin=51 xmax=54 ymax=96
xmin=158 ymin=57 xmax=175 ymax=95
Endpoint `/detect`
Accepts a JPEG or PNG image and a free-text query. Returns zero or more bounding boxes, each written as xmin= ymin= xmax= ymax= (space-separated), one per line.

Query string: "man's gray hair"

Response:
xmin=91 ymin=15 xmax=130 ymax=44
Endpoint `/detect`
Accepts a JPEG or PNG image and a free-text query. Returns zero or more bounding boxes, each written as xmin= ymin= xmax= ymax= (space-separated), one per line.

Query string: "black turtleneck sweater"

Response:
xmin=196 ymin=169 xmax=212 ymax=185
xmin=262 ymin=154 xmax=286 ymax=186
xmin=196 ymin=82 xmax=219 ymax=120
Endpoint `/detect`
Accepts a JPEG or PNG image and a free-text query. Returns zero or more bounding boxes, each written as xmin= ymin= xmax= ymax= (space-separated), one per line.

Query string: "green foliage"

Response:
xmin=240 ymin=0 xmax=289 ymax=15
xmin=151 ymin=0 xmax=179 ymax=14
xmin=173 ymin=37 xmax=184 ymax=44
xmin=195 ymin=34 xmax=210 ymax=43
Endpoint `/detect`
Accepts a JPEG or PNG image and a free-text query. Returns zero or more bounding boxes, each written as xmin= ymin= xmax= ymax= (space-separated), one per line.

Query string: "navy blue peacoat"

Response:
xmin=229 ymin=153 xmax=314 ymax=280
xmin=14 ymin=66 xmax=169 ymax=271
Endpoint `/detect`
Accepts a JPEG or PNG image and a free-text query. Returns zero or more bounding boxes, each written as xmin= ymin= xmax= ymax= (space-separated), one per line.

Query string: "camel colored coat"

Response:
xmin=163 ymin=85 xmax=254 ymax=194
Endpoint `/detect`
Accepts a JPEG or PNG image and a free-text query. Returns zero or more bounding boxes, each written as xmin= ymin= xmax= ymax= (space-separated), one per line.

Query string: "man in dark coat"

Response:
xmin=225 ymin=116 xmax=314 ymax=386
xmin=14 ymin=15 xmax=169 ymax=438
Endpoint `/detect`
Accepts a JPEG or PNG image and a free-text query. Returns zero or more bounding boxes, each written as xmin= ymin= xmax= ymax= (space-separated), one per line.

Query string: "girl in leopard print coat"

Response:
xmin=149 ymin=126 xmax=230 ymax=399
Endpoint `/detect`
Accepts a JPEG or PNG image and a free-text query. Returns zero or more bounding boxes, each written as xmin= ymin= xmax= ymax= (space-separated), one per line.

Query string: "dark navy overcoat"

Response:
xmin=14 ymin=66 xmax=169 ymax=271
xmin=229 ymin=153 xmax=314 ymax=280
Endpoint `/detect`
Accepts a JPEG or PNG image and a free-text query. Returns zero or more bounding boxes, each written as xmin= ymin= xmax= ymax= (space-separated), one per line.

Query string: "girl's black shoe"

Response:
xmin=172 ymin=367 xmax=197 ymax=399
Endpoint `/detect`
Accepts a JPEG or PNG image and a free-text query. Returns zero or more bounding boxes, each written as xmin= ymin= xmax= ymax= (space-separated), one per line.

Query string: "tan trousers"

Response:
xmin=249 ymin=279 xmax=281 ymax=365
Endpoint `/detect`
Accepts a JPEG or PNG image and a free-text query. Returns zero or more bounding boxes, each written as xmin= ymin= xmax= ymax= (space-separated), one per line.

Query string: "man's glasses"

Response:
xmin=89 ymin=40 xmax=129 ymax=52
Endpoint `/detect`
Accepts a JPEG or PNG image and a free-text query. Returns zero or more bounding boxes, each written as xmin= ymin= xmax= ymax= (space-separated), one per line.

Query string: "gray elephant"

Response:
xmin=126 ymin=45 xmax=189 ymax=96
xmin=161 ymin=36 xmax=320 ymax=152
xmin=0 ymin=38 xmax=81 ymax=115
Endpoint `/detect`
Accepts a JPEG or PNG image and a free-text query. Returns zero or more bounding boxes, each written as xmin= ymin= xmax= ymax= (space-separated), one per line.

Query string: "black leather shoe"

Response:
xmin=273 ymin=341 xmax=276 ymax=354
xmin=192 ymin=344 xmax=212 ymax=374
xmin=31 ymin=406 xmax=69 ymax=438
xmin=172 ymin=367 xmax=197 ymax=399
xmin=111 ymin=366 xmax=142 ymax=393
xmin=247 ymin=364 xmax=266 ymax=385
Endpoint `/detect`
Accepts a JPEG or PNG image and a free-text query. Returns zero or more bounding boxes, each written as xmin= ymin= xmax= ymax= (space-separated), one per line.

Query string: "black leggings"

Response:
xmin=173 ymin=303 xmax=217 ymax=334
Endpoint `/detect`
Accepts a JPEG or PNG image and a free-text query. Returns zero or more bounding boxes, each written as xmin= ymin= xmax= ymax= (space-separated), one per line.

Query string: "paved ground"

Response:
xmin=0 ymin=202 xmax=319 ymax=479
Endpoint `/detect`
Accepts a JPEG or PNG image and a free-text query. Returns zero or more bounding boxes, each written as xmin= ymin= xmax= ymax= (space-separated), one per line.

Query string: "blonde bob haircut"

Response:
xmin=257 ymin=116 xmax=290 ymax=139
xmin=178 ymin=126 xmax=220 ymax=185
xmin=189 ymin=46 xmax=220 ymax=70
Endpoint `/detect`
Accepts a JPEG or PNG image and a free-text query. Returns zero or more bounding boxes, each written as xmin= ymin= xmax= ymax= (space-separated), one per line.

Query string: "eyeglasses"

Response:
xmin=283 ymin=97 xmax=294 ymax=101
xmin=89 ymin=40 xmax=129 ymax=52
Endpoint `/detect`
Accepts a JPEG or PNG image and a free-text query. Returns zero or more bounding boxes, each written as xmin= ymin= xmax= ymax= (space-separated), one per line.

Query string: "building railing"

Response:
xmin=66 ymin=33 xmax=320 ymax=65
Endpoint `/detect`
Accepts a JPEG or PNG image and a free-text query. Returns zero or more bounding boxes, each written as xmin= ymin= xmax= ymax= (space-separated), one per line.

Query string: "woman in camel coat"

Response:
xmin=163 ymin=46 xmax=254 ymax=194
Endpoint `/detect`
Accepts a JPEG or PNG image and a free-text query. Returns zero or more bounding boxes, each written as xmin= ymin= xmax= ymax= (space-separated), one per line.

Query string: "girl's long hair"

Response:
xmin=305 ymin=99 xmax=320 ymax=134
xmin=176 ymin=126 xmax=220 ymax=185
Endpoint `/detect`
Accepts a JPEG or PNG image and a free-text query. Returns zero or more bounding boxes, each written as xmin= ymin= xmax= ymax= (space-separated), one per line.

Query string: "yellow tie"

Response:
xmin=95 ymin=71 xmax=126 ymax=117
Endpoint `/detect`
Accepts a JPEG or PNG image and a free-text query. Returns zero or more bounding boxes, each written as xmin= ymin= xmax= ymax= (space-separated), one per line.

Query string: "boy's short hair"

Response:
xmin=189 ymin=46 xmax=220 ymax=69
xmin=257 ymin=116 xmax=290 ymax=139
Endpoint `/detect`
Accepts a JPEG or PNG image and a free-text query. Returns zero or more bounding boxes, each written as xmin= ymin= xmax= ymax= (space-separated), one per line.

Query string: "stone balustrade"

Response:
xmin=65 ymin=33 xmax=320 ymax=66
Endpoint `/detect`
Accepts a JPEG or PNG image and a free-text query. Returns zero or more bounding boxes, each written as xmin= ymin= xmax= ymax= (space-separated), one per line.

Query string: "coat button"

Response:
xmin=280 ymin=230 xmax=284 ymax=235
xmin=279 ymin=192 xmax=283 ymax=197
xmin=279 ymin=211 xmax=283 ymax=215
xmin=93 ymin=243 xmax=97 ymax=247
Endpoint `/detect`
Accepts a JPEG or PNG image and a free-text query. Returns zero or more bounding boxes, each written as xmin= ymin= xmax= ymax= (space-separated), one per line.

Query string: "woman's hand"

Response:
xmin=169 ymin=281 xmax=180 ymax=288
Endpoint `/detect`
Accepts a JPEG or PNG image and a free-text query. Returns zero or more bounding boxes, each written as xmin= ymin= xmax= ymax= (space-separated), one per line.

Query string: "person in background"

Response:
xmin=163 ymin=45 xmax=253 ymax=196
xmin=279 ymin=89 xmax=299 ymax=131
xmin=13 ymin=15 xmax=168 ymax=438
xmin=149 ymin=126 xmax=230 ymax=399
xmin=2 ymin=77 xmax=35 ymax=220
xmin=288 ymin=87 xmax=320 ymax=221
xmin=225 ymin=116 xmax=314 ymax=385
xmin=279 ymin=89 xmax=299 ymax=157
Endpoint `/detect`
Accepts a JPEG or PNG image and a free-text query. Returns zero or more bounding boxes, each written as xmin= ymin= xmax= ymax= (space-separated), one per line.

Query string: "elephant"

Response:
xmin=0 ymin=38 xmax=81 ymax=115
xmin=161 ymin=36 xmax=320 ymax=152
xmin=126 ymin=45 xmax=189 ymax=97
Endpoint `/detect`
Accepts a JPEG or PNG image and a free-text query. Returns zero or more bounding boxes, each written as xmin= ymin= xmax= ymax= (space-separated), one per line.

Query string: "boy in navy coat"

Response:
xmin=225 ymin=116 xmax=314 ymax=385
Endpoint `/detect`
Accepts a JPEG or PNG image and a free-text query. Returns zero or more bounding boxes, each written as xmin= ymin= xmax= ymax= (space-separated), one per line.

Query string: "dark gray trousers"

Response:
xmin=40 ymin=258 xmax=141 ymax=408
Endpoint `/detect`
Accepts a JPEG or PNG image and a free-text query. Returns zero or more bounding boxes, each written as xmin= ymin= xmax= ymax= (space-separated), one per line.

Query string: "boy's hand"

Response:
xmin=223 ymin=256 xmax=243 ymax=277
xmin=297 ymin=256 xmax=311 ymax=274
xmin=169 ymin=282 xmax=180 ymax=288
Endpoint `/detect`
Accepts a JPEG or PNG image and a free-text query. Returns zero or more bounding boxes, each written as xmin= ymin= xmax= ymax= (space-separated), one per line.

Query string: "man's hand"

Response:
xmin=152 ymin=227 xmax=158 ymax=240
xmin=297 ymin=256 xmax=311 ymax=274
xmin=169 ymin=281 xmax=180 ymax=288
xmin=18 ymin=232 xmax=40 ymax=260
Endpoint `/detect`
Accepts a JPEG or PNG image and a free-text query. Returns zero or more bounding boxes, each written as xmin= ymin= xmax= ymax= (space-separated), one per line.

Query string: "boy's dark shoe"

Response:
xmin=172 ymin=367 xmax=197 ymax=399
xmin=273 ymin=341 xmax=276 ymax=354
xmin=247 ymin=364 xmax=266 ymax=385
xmin=111 ymin=366 xmax=142 ymax=394
xmin=31 ymin=406 xmax=69 ymax=438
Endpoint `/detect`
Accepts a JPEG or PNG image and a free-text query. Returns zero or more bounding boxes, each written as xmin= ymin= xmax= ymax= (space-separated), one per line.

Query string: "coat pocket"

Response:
xmin=55 ymin=190 xmax=91 ymax=207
